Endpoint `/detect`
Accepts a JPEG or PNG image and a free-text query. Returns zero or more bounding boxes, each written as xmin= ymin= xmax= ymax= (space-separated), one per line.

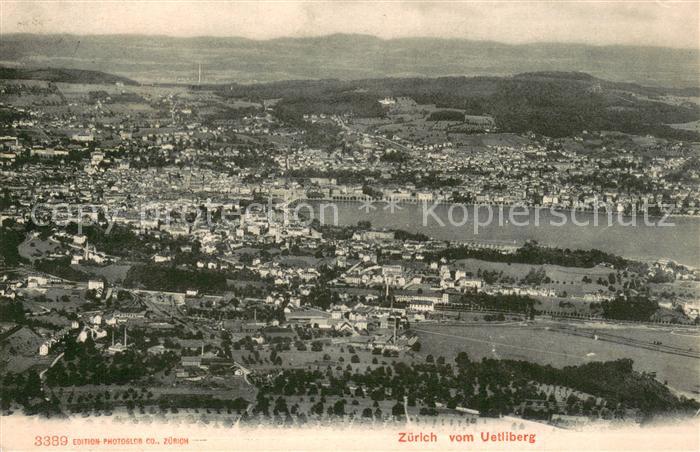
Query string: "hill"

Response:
xmin=219 ymin=72 xmax=700 ymax=140
xmin=1 ymin=62 xmax=696 ymax=140
xmin=1 ymin=33 xmax=697 ymax=88
xmin=0 ymin=66 xmax=137 ymax=85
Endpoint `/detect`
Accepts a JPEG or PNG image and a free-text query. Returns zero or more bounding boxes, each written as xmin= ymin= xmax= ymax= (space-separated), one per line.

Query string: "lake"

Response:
xmin=306 ymin=201 xmax=700 ymax=268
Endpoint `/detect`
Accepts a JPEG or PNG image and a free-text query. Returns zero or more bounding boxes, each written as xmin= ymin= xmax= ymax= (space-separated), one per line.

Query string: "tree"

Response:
xmin=522 ymin=267 xmax=549 ymax=286
xmin=332 ymin=399 xmax=346 ymax=416
xmin=24 ymin=371 xmax=42 ymax=399
xmin=455 ymin=352 xmax=470 ymax=369
xmin=255 ymin=393 xmax=270 ymax=416
xmin=371 ymin=388 xmax=385 ymax=402
xmin=310 ymin=401 xmax=324 ymax=416
xmin=273 ymin=396 xmax=289 ymax=415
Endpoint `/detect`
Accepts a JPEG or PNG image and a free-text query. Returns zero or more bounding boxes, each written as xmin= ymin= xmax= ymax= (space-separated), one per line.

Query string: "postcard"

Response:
xmin=1 ymin=1 xmax=699 ymax=451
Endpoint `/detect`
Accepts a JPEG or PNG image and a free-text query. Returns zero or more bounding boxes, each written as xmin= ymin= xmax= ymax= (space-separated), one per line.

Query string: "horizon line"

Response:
xmin=3 ymin=31 xmax=698 ymax=52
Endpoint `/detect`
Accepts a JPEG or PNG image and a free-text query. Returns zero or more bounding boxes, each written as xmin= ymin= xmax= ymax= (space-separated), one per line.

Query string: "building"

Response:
xmin=182 ymin=356 xmax=203 ymax=367
xmin=382 ymin=265 xmax=403 ymax=277
xmin=286 ymin=307 xmax=332 ymax=326
xmin=353 ymin=230 xmax=395 ymax=241
xmin=394 ymin=290 xmax=442 ymax=304
xmin=71 ymin=132 xmax=95 ymax=142
xmin=407 ymin=300 xmax=435 ymax=312
xmin=87 ymin=280 xmax=105 ymax=291
xmin=30 ymin=148 xmax=69 ymax=158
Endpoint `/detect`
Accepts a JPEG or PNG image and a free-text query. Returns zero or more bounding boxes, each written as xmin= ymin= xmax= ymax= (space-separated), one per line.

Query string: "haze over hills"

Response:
xmin=1 ymin=33 xmax=698 ymax=88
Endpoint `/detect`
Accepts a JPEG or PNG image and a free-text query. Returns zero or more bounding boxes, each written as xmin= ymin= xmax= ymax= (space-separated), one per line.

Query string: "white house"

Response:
xmin=88 ymin=280 xmax=105 ymax=291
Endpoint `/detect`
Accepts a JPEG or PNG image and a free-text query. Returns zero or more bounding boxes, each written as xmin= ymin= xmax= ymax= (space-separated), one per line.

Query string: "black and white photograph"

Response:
xmin=0 ymin=1 xmax=698 ymax=450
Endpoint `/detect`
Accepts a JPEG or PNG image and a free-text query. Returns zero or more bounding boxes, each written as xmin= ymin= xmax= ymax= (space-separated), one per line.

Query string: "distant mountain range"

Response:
xmin=1 ymin=33 xmax=698 ymax=88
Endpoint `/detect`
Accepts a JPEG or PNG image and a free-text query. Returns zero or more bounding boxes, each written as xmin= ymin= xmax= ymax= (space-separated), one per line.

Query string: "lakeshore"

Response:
xmin=308 ymin=201 xmax=700 ymax=268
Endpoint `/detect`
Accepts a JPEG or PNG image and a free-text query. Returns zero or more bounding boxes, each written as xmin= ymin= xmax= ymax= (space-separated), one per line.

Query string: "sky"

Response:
xmin=2 ymin=1 xmax=699 ymax=49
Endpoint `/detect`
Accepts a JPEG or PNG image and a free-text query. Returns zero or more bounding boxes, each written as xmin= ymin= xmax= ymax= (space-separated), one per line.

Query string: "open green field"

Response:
xmin=76 ymin=263 xmax=133 ymax=284
xmin=56 ymin=82 xmax=189 ymax=97
xmin=18 ymin=236 xmax=64 ymax=263
xmin=650 ymin=280 xmax=700 ymax=299
xmin=670 ymin=120 xmax=700 ymax=132
xmin=454 ymin=258 xmax=613 ymax=282
xmin=232 ymin=343 xmax=401 ymax=373
xmin=19 ymin=287 xmax=86 ymax=311
xmin=453 ymin=257 xmax=619 ymax=298
xmin=412 ymin=320 xmax=700 ymax=398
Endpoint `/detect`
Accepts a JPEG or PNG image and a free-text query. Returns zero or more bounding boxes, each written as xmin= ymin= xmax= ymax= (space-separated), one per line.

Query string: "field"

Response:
xmin=669 ymin=120 xmax=700 ymax=132
xmin=19 ymin=287 xmax=86 ymax=311
xmin=412 ymin=320 xmax=700 ymax=398
xmin=18 ymin=235 xmax=65 ymax=263
xmin=231 ymin=342 xmax=404 ymax=374
xmin=55 ymin=82 xmax=189 ymax=98
xmin=650 ymin=280 xmax=700 ymax=295
xmin=0 ymin=325 xmax=54 ymax=373
xmin=453 ymin=258 xmax=617 ymax=297
xmin=454 ymin=258 xmax=613 ymax=281
xmin=76 ymin=263 xmax=133 ymax=284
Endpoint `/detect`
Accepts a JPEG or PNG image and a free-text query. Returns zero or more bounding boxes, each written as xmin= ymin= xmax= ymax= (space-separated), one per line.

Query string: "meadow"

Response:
xmin=412 ymin=320 xmax=700 ymax=398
